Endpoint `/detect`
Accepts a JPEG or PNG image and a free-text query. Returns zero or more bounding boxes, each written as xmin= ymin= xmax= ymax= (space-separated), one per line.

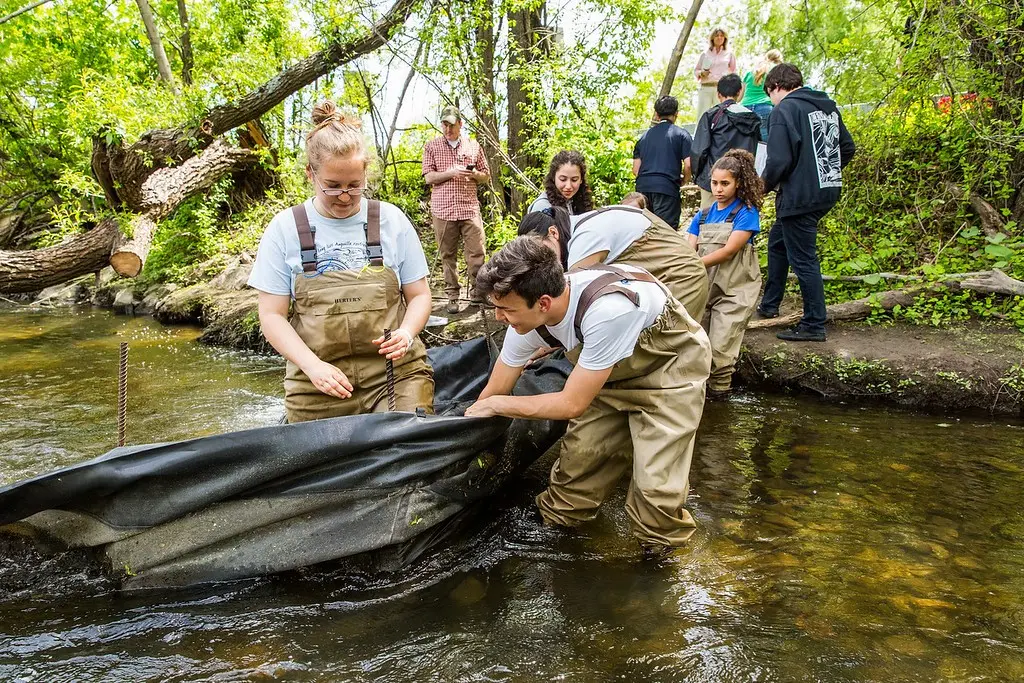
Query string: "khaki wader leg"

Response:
xmin=536 ymin=394 xmax=633 ymax=526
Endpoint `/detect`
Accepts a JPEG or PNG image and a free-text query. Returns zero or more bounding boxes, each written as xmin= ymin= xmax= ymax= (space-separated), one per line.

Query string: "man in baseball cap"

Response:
xmin=422 ymin=105 xmax=491 ymax=314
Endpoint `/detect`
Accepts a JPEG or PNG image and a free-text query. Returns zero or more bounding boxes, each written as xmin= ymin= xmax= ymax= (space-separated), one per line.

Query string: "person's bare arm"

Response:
xmin=476 ymin=358 xmax=526 ymax=401
xmin=567 ymin=250 xmax=610 ymax=271
xmin=687 ymin=233 xmax=698 ymax=250
xmin=701 ymin=230 xmax=753 ymax=267
xmin=466 ymin=365 xmax=613 ymax=420
xmin=373 ymin=277 xmax=432 ymax=360
xmin=683 ymin=158 xmax=692 ymax=184
xmin=257 ymin=291 xmax=353 ymax=398
xmin=632 ymin=158 xmax=641 ymax=178
xmin=425 ymin=167 xmax=472 ymax=185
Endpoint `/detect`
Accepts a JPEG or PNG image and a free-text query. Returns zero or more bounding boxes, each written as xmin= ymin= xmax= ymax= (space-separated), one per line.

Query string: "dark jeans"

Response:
xmin=750 ymin=103 xmax=773 ymax=142
xmin=641 ymin=191 xmax=682 ymax=230
xmin=760 ymin=210 xmax=828 ymax=333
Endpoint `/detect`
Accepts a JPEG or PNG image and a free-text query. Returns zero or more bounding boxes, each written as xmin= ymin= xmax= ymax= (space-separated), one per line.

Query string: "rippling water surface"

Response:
xmin=2 ymin=305 xmax=1024 ymax=682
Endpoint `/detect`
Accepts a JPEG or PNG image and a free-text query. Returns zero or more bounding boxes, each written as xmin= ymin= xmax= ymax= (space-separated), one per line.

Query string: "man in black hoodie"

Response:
xmin=758 ymin=63 xmax=856 ymax=342
xmin=691 ymin=74 xmax=763 ymax=211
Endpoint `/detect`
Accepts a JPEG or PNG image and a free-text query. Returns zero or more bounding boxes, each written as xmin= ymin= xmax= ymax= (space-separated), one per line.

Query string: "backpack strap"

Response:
xmin=709 ymin=103 xmax=730 ymax=130
xmin=572 ymin=264 xmax=657 ymax=342
xmin=365 ymin=199 xmax=384 ymax=267
xmin=292 ymin=204 xmax=318 ymax=273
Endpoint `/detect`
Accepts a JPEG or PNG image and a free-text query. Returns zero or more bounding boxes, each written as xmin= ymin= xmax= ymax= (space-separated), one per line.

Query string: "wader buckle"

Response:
xmin=300 ymin=248 xmax=318 ymax=263
xmin=366 ymin=245 xmax=384 ymax=260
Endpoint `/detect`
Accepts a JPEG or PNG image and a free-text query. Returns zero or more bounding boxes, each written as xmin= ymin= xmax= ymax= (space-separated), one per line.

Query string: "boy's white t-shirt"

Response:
xmin=567 ymin=206 xmax=652 ymax=267
xmin=499 ymin=265 xmax=668 ymax=371
xmin=247 ymin=198 xmax=429 ymax=297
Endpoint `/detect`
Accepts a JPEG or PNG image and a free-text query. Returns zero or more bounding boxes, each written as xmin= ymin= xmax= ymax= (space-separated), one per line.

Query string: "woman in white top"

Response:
xmin=247 ymin=101 xmax=434 ymax=422
xmin=694 ymin=28 xmax=738 ymax=114
xmin=527 ymin=150 xmax=594 ymax=215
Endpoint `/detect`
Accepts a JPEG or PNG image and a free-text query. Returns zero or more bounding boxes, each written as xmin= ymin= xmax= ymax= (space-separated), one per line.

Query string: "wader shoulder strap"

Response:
xmin=292 ymin=204 xmax=318 ymax=273
xmin=573 ymin=264 xmax=661 ymax=341
xmin=698 ymin=207 xmax=712 ymax=226
xmin=573 ymin=205 xmax=646 ymax=231
xmin=365 ymin=200 xmax=384 ymax=267
xmin=725 ymin=203 xmax=743 ymax=223
xmin=536 ymin=325 xmax=562 ymax=349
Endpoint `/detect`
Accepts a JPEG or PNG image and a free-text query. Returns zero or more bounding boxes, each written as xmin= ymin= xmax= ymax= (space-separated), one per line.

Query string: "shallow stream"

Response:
xmin=2 ymin=306 xmax=1024 ymax=682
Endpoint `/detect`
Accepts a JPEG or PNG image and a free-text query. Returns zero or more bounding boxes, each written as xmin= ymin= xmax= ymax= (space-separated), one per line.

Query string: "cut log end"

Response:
xmin=109 ymin=251 xmax=144 ymax=278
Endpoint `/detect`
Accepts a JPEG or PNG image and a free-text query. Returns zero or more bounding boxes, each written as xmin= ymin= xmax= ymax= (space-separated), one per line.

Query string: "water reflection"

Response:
xmin=2 ymin=306 xmax=1024 ymax=681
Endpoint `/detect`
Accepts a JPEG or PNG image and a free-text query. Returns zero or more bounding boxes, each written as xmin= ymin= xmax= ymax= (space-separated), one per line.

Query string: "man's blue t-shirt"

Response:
xmin=633 ymin=120 xmax=692 ymax=196
xmin=687 ymin=198 xmax=761 ymax=243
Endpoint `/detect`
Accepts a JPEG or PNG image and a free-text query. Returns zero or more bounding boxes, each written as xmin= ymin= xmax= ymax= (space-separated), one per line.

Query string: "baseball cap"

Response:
xmin=440 ymin=106 xmax=461 ymax=124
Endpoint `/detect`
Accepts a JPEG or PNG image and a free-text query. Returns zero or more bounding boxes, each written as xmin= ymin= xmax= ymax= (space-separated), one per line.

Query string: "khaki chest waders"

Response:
xmin=283 ymin=201 xmax=434 ymax=423
xmin=695 ymin=205 xmax=762 ymax=391
xmin=533 ymin=264 xmax=712 ymax=549
xmin=574 ymin=206 xmax=709 ymax=321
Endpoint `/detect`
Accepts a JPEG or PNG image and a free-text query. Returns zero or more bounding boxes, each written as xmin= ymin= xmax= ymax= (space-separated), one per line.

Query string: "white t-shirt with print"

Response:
xmin=566 ymin=206 xmax=652 ymax=268
xmin=247 ymin=198 xmax=429 ymax=297
xmin=500 ymin=265 xmax=668 ymax=371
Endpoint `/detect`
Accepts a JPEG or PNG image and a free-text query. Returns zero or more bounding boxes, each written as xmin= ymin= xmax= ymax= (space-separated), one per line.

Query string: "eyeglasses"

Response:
xmin=312 ymin=171 xmax=366 ymax=198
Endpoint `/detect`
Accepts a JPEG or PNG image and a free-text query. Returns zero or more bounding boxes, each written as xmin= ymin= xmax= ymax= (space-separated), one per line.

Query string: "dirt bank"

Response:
xmin=21 ymin=260 xmax=1024 ymax=417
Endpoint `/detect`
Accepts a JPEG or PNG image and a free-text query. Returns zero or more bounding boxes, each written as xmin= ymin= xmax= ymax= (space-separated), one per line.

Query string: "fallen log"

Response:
xmin=0 ymin=219 xmax=121 ymax=294
xmin=750 ymin=270 xmax=1024 ymax=329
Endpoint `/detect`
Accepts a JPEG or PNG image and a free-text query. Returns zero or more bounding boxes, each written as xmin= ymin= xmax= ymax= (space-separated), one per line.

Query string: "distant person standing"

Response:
xmin=631 ymin=95 xmax=692 ymax=229
xmin=422 ymin=106 xmax=491 ymax=314
xmin=691 ymin=74 xmax=762 ymax=211
xmin=741 ymin=49 xmax=784 ymax=141
xmin=694 ymin=28 xmax=737 ymax=115
xmin=757 ymin=64 xmax=856 ymax=342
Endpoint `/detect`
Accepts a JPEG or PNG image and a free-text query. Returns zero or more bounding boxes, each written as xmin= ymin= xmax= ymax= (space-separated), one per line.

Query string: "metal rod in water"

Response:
xmin=383 ymin=328 xmax=396 ymax=411
xmin=117 ymin=342 xmax=128 ymax=447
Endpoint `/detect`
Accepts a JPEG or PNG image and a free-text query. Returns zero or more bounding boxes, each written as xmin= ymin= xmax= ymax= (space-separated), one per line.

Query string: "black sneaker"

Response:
xmin=776 ymin=327 xmax=827 ymax=342
xmin=755 ymin=307 xmax=779 ymax=319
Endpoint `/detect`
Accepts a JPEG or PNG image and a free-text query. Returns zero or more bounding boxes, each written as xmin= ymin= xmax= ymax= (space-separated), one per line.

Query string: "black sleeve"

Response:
xmin=761 ymin=108 xmax=796 ymax=193
xmin=679 ymin=129 xmax=693 ymax=160
xmin=690 ymin=113 xmax=711 ymax=180
xmin=838 ymin=114 xmax=856 ymax=168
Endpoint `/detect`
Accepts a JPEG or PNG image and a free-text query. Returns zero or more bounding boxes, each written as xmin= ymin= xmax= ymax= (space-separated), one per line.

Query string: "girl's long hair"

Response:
xmin=543 ymin=150 xmax=594 ymax=214
xmin=712 ymin=149 xmax=764 ymax=211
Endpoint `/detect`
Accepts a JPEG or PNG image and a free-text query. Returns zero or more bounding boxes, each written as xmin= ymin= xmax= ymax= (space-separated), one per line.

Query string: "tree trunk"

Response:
xmin=0 ymin=219 xmax=121 ymax=293
xmin=658 ymin=0 xmax=705 ymax=99
xmin=0 ymin=0 xmax=54 ymax=26
xmin=507 ymin=4 xmax=544 ymax=212
xmin=471 ymin=9 xmax=506 ymax=214
xmin=176 ymin=0 xmax=195 ymax=86
xmin=134 ymin=0 xmax=179 ymax=93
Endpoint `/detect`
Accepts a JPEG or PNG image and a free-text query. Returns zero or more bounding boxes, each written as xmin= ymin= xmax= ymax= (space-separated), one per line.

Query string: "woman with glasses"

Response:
xmin=247 ymin=101 xmax=434 ymax=423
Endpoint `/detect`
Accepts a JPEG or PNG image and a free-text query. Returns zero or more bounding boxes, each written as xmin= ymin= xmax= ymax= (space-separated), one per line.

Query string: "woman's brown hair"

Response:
xmin=711 ymin=149 xmax=763 ymax=211
xmin=708 ymin=28 xmax=728 ymax=51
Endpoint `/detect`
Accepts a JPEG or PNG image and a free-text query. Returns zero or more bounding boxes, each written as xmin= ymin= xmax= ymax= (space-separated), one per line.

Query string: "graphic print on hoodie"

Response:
xmin=808 ymin=110 xmax=843 ymax=188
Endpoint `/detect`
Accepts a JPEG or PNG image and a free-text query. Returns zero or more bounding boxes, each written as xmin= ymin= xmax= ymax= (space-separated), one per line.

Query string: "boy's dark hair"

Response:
xmin=518 ymin=207 xmax=571 ymax=269
xmin=654 ymin=96 xmax=678 ymax=118
xmin=476 ymin=236 xmax=566 ymax=307
xmin=717 ymin=74 xmax=743 ymax=99
xmin=763 ymin=63 xmax=804 ymax=95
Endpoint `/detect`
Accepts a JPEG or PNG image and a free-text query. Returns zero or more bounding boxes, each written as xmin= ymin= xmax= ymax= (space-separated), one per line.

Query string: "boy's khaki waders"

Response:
xmin=283 ymin=201 xmax=434 ymax=423
xmin=534 ymin=265 xmax=712 ymax=548
xmin=574 ymin=207 xmax=709 ymax=321
xmin=696 ymin=206 xmax=762 ymax=392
